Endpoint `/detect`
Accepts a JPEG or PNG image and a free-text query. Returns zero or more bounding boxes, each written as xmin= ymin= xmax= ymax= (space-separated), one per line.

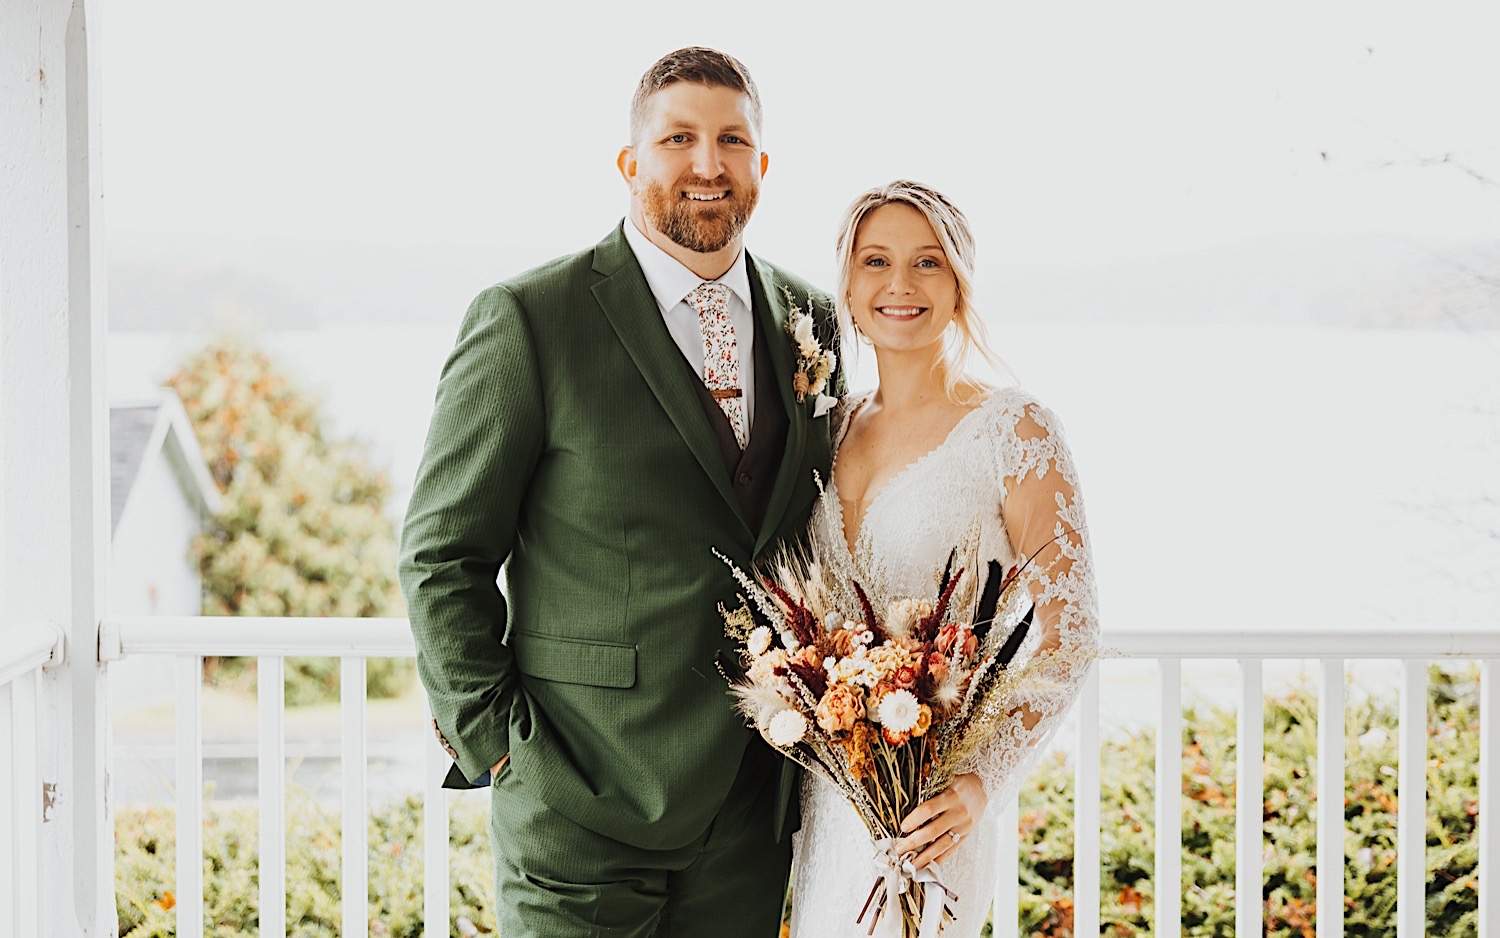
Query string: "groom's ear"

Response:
xmin=617 ymin=147 xmax=638 ymax=189
xmin=759 ymin=151 xmax=769 ymax=179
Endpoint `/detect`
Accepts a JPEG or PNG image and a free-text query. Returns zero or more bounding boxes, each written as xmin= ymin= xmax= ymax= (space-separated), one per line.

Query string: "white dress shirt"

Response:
xmin=622 ymin=217 xmax=756 ymax=429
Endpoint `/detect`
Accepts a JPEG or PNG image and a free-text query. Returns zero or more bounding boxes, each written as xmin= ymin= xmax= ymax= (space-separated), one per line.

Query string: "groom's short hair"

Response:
xmin=629 ymin=47 xmax=763 ymax=146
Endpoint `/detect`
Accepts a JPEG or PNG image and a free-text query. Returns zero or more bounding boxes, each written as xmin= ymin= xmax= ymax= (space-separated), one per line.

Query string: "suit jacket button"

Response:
xmin=736 ymin=471 xmax=752 ymax=486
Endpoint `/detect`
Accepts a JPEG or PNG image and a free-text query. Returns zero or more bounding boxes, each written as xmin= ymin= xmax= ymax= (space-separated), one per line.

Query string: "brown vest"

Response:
xmin=682 ymin=308 xmax=788 ymax=535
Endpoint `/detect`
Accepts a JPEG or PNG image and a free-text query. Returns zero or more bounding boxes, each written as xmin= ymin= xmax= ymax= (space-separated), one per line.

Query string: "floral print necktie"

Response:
xmin=685 ymin=281 xmax=748 ymax=448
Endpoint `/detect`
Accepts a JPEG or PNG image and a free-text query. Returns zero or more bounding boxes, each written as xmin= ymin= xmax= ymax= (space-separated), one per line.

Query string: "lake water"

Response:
xmin=110 ymin=322 xmax=1500 ymax=629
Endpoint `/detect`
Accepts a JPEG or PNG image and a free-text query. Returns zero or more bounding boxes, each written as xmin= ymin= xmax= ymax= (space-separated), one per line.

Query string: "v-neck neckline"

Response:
xmin=828 ymin=391 xmax=992 ymax=560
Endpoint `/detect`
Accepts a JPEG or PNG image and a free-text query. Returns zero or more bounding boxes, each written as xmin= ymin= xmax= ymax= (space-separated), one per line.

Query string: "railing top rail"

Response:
xmin=0 ymin=622 xmax=65 ymax=685
xmin=1111 ymin=625 xmax=1500 ymax=659
xmin=100 ymin=616 xmax=413 ymax=660
xmin=98 ymin=616 xmax=1500 ymax=661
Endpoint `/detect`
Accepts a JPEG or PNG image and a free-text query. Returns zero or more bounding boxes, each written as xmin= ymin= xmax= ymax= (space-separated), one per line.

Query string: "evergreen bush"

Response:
xmin=165 ymin=338 xmax=411 ymax=704
xmin=1013 ymin=664 xmax=1479 ymax=937
xmin=115 ymin=667 xmax=1482 ymax=936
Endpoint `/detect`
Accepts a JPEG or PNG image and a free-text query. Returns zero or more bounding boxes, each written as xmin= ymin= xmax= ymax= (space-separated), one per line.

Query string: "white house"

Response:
xmin=108 ymin=389 xmax=220 ymax=708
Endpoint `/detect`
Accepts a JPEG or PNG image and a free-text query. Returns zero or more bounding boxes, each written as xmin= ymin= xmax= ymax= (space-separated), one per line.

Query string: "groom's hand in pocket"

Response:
xmin=896 ymin=772 xmax=987 ymax=869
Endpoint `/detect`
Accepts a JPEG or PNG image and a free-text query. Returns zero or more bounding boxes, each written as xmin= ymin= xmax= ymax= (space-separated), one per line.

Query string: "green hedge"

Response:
xmin=1011 ymin=664 xmax=1480 ymax=937
xmin=117 ymin=793 xmax=495 ymax=937
xmin=117 ymin=667 xmax=1481 ymax=936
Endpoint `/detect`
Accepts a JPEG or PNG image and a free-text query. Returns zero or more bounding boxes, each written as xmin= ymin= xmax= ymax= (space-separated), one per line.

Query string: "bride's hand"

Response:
xmin=895 ymin=773 xmax=986 ymax=870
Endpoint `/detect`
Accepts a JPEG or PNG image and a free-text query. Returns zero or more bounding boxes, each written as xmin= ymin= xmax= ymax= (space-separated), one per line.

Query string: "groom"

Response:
xmin=399 ymin=47 xmax=842 ymax=936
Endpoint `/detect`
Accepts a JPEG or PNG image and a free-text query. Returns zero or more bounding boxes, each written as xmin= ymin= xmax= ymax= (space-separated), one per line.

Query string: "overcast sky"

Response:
xmin=103 ymin=0 xmax=1499 ymax=287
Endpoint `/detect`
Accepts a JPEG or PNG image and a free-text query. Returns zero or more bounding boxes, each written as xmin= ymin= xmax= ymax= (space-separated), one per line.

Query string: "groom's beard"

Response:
xmin=640 ymin=175 xmax=758 ymax=254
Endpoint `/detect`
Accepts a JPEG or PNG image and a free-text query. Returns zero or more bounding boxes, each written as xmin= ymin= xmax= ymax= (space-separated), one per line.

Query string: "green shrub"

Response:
xmin=166 ymin=338 xmax=412 ymax=705
xmin=116 ymin=790 xmax=494 ymax=937
xmin=116 ymin=667 xmax=1481 ymax=936
xmin=1014 ymin=664 xmax=1480 ymax=937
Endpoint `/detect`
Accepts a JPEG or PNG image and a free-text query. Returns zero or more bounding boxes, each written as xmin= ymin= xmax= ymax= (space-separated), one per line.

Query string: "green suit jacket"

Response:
xmin=399 ymin=222 xmax=843 ymax=850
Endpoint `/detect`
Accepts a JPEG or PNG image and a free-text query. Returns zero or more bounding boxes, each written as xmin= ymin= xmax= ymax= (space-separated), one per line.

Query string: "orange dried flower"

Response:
xmin=912 ymin=703 xmax=933 ymax=737
xmin=882 ymin=726 xmax=912 ymax=747
xmin=816 ymin=683 xmax=866 ymax=737
xmin=936 ymin=623 xmax=976 ymax=658
xmin=842 ymin=722 xmax=876 ymax=779
xmin=925 ymin=652 xmax=949 ymax=684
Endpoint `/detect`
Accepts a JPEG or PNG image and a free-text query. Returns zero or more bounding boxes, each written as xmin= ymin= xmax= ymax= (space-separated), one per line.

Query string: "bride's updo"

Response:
xmin=834 ymin=180 xmax=1007 ymax=400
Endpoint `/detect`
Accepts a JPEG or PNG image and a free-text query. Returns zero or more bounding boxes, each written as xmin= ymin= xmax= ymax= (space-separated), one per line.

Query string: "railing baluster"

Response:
xmin=175 ymin=656 xmax=204 ymax=938
xmin=423 ymin=721 xmax=449 ymax=937
xmin=0 ymin=625 xmax=62 ymax=937
xmin=1156 ymin=659 xmax=1182 ymax=937
xmin=341 ymin=657 xmax=368 ymax=938
xmin=1074 ymin=665 xmax=1101 ymax=936
xmin=1237 ymin=659 xmax=1264 ymax=936
xmin=1396 ymin=660 xmax=1427 ymax=938
xmin=1479 ymin=659 xmax=1496 ymax=938
xmin=1 ymin=681 xmax=15 ymax=937
xmin=11 ymin=674 xmax=41 ymax=938
xmin=1317 ymin=658 xmax=1345 ymax=938
xmin=257 ymin=657 xmax=286 ymax=937
xmin=993 ymin=796 xmax=1019 ymax=934
xmin=90 ymin=617 xmax=1500 ymax=937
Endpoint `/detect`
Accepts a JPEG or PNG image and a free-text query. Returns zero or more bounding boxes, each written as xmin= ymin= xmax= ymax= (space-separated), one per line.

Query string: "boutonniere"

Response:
xmin=781 ymin=286 xmax=838 ymax=411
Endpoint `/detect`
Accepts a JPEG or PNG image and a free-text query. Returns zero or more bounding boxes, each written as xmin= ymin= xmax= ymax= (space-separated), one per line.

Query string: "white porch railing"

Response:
xmin=1 ymin=623 xmax=66 ymax=938
xmin=99 ymin=617 xmax=1499 ymax=938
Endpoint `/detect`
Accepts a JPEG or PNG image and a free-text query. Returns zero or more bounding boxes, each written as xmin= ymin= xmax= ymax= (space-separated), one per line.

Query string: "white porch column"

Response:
xmin=0 ymin=0 xmax=114 ymax=935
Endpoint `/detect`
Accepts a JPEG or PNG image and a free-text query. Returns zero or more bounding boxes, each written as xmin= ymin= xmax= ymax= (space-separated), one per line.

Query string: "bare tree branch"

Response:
xmin=1370 ymin=152 xmax=1500 ymax=187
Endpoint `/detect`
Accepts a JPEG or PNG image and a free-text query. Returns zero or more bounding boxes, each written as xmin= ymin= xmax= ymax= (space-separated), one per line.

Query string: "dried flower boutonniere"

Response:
xmin=781 ymin=286 xmax=838 ymax=415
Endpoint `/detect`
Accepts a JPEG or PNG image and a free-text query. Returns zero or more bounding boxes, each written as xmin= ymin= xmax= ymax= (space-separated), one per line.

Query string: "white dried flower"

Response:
xmin=766 ymin=709 xmax=808 ymax=746
xmin=747 ymin=649 xmax=788 ymax=685
xmin=827 ymin=656 xmax=881 ymax=688
xmin=884 ymin=599 xmax=918 ymax=639
xmin=780 ymin=630 xmax=800 ymax=652
xmin=747 ymin=626 xmax=773 ymax=657
xmin=824 ymin=610 xmax=846 ymax=629
xmin=877 ymin=690 xmax=921 ymax=733
xmin=882 ymin=598 xmax=932 ymax=640
xmin=793 ymin=315 xmax=815 ymax=348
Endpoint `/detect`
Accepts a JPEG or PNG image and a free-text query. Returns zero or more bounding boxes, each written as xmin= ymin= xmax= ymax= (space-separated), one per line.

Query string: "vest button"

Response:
xmin=737 ymin=471 xmax=752 ymax=486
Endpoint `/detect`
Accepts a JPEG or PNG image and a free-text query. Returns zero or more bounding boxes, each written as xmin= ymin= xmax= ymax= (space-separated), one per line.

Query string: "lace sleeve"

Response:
xmin=962 ymin=396 xmax=1101 ymax=806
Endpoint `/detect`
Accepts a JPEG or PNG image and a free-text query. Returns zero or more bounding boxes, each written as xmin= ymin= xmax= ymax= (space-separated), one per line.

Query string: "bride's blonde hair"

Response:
xmin=833 ymin=180 xmax=1010 ymax=402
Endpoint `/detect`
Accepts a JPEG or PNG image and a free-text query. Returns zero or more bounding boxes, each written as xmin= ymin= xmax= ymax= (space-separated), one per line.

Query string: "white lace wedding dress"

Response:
xmin=789 ymin=386 xmax=1101 ymax=938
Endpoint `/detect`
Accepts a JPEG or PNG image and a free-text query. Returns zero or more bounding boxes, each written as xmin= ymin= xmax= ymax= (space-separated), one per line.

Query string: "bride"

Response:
xmin=789 ymin=181 xmax=1101 ymax=937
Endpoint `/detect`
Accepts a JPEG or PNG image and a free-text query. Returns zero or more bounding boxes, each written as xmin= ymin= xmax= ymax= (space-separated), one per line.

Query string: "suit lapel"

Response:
xmin=590 ymin=225 xmax=745 ymax=525
xmin=747 ymin=255 xmax=808 ymax=556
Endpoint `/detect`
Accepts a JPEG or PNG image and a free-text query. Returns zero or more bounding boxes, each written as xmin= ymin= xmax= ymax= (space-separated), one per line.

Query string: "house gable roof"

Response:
xmin=109 ymin=388 xmax=222 ymax=536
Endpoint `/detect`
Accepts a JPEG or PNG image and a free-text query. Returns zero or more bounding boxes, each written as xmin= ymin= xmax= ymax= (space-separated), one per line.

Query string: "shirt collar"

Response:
xmin=623 ymin=217 xmax=753 ymax=314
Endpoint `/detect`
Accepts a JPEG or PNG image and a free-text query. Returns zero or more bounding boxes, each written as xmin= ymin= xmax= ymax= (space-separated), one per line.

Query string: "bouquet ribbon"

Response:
xmin=857 ymin=837 xmax=959 ymax=937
